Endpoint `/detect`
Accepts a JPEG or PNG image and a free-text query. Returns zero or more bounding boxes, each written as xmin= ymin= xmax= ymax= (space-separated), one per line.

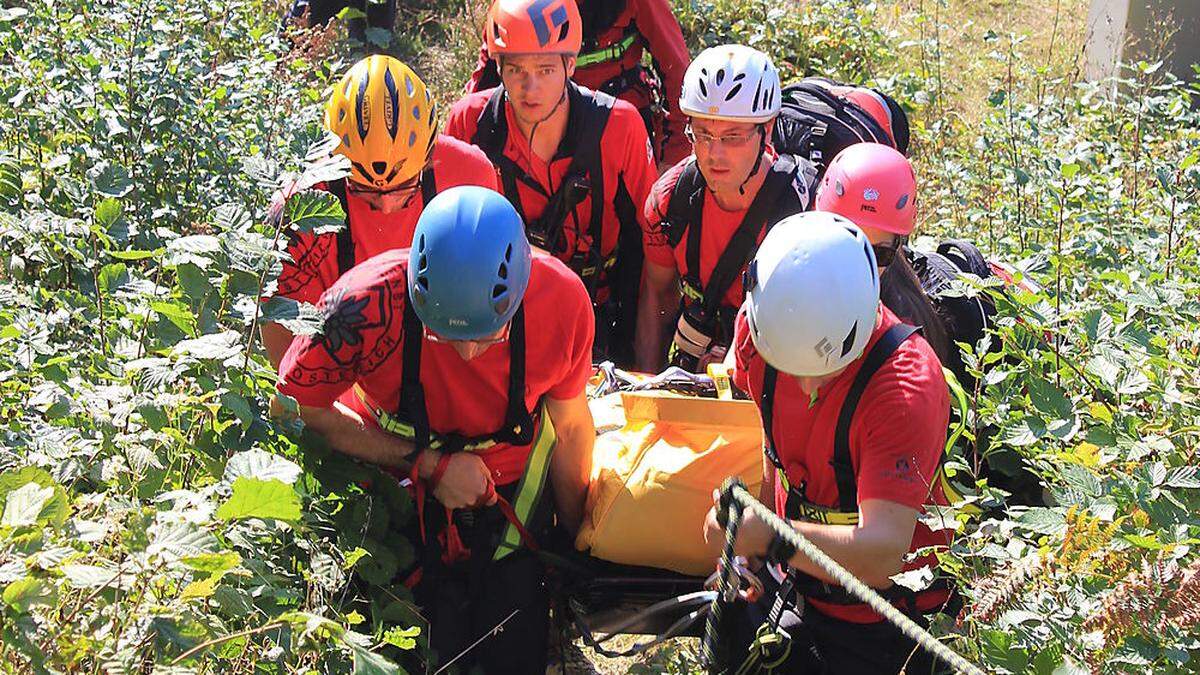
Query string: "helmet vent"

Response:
xmin=896 ymin=194 xmax=910 ymax=210
xmin=408 ymin=130 xmax=417 ymax=147
xmin=417 ymin=234 xmax=426 ymax=253
xmin=733 ymin=72 xmax=746 ymax=82
xmin=725 ymin=83 xmax=743 ymax=102
xmin=751 ymin=79 xmax=763 ymax=112
xmin=715 ymin=68 xmax=725 ymax=86
xmin=372 ymin=161 xmax=387 ymax=176
xmin=494 ymin=294 xmax=511 ymax=316
xmin=840 ymin=321 xmax=858 ymax=358
xmin=835 ymin=180 xmax=845 ymax=196
xmin=557 ymin=21 xmax=570 ymax=42
xmin=416 ymin=275 xmax=429 ymax=291
xmin=492 ymin=283 xmax=507 ymax=298
xmin=405 ymin=73 xmax=415 ymax=96
xmin=697 ymin=79 xmax=708 ymax=98
xmin=412 ymin=105 xmax=421 ymax=120
xmin=505 ymin=243 xmax=513 ymax=261
xmin=498 ymin=261 xmax=508 ymax=279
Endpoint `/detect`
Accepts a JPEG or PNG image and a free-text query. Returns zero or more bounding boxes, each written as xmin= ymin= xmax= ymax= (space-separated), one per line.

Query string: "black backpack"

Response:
xmin=772 ymin=77 xmax=910 ymax=178
xmin=906 ymin=239 xmax=998 ymax=389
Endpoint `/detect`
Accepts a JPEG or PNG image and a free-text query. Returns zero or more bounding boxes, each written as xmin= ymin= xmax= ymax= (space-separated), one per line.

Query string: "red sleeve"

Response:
xmin=276 ymin=230 xmax=340 ymax=306
xmin=851 ymin=340 xmax=950 ymax=509
xmin=277 ymin=257 xmax=407 ymax=408
xmin=634 ymin=0 xmax=691 ymax=165
xmin=434 ymin=136 xmax=499 ymax=192
xmin=731 ymin=307 xmax=756 ymax=395
xmin=547 ymin=272 xmax=595 ymax=400
xmin=443 ymin=94 xmax=477 ymax=143
xmin=641 ymin=161 xmax=685 ymax=268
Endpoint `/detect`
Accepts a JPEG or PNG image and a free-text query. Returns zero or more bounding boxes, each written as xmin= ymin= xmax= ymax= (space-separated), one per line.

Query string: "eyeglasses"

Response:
xmin=872 ymin=240 xmax=903 ymax=268
xmin=684 ymin=124 xmax=762 ymax=149
xmin=422 ymin=323 xmax=511 ymax=346
xmin=346 ymin=174 xmax=422 ymax=200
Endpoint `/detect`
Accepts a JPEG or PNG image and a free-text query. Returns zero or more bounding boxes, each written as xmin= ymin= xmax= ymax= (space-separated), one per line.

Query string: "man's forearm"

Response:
xmin=780 ymin=519 xmax=909 ymax=588
xmin=635 ymin=294 xmax=675 ymax=372
xmin=549 ymin=422 xmax=592 ymax=535
xmin=298 ymin=401 xmax=421 ymax=470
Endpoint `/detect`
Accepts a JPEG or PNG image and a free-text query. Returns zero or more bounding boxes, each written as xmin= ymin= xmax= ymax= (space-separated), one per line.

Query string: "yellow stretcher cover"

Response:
xmin=576 ymin=391 xmax=765 ymax=576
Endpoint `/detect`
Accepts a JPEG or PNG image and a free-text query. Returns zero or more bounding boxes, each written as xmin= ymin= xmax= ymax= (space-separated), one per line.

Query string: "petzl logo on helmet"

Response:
xmin=863 ymin=188 xmax=880 ymax=201
xmin=527 ymin=0 xmax=568 ymax=47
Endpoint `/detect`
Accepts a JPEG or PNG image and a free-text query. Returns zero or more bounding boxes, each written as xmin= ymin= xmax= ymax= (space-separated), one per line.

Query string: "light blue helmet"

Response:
xmin=408 ymin=186 xmax=532 ymax=340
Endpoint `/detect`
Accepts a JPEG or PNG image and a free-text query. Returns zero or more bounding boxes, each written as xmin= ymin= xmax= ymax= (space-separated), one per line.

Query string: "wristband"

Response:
xmin=427 ymin=452 xmax=452 ymax=491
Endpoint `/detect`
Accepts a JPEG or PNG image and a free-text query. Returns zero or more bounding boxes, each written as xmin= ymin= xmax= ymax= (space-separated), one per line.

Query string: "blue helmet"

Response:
xmin=408 ymin=186 xmax=532 ymax=340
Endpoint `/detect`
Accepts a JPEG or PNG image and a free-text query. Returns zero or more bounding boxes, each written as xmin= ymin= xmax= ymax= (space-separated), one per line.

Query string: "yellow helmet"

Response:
xmin=324 ymin=56 xmax=438 ymax=191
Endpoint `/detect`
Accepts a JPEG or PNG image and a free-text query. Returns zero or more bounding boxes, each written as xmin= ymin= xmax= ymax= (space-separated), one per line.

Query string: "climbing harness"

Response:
xmin=701 ymin=478 xmax=987 ymax=675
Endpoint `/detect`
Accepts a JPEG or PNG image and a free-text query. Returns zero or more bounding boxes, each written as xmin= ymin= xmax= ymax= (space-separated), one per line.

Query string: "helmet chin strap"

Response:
xmin=737 ymin=125 xmax=768 ymax=196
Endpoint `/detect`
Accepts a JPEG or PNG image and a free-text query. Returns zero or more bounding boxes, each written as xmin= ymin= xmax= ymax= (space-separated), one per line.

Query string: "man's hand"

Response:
xmin=702 ymin=489 xmax=773 ymax=561
xmin=433 ymin=453 xmax=497 ymax=510
xmin=697 ymin=343 xmax=728 ymax=373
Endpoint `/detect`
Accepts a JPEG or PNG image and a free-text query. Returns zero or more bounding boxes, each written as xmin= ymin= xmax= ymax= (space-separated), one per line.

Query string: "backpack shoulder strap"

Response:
xmin=831 ymin=323 xmax=920 ymax=512
xmin=327 ymin=178 xmax=355 ymax=278
xmin=699 ymin=155 xmax=803 ymax=318
xmin=580 ymin=91 xmax=616 ymax=267
xmin=471 ymin=86 xmax=509 ymax=160
xmin=760 ymin=364 xmax=786 ymax=473
xmin=499 ymin=305 xmax=535 ymax=445
xmin=420 ymin=165 xmax=437 ymax=207
xmin=399 ymin=296 xmax=430 ymax=453
xmin=665 ymin=159 xmax=706 ymax=249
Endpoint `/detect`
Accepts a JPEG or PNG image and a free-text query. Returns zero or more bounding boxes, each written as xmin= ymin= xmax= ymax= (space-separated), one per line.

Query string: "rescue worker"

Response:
xmin=275 ymin=186 xmax=596 ymax=672
xmin=703 ymin=214 xmax=957 ymax=674
xmin=815 ymin=143 xmax=952 ymax=366
xmin=464 ymin=0 xmax=692 ymax=168
xmin=263 ymin=55 xmax=498 ymax=368
xmin=635 ymin=45 xmax=816 ymax=373
xmin=445 ymin=0 xmax=658 ymax=366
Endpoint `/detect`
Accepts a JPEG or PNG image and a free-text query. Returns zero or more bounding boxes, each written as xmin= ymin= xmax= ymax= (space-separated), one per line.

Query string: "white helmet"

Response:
xmin=680 ymin=45 xmax=782 ymax=124
xmin=743 ymin=213 xmax=880 ymax=376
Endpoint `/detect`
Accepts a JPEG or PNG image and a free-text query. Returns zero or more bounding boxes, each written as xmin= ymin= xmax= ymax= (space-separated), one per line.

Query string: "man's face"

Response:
xmin=689 ymin=118 xmax=765 ymax=194
xmin=425 ymin=323 xmax=510 ymax=362
xmin=499 ymin=54 xmax=575 ymax=125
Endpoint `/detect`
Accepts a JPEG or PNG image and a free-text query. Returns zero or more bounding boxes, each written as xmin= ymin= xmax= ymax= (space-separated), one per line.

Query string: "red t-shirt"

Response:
xmin=465 ymin=0 xmax=691 ymax=165
xmin=642 ymin=157 xmax=811 ymax=310
xmin=444 ymin=85 xmax=657 ymax=294
xmin=273 ymin=135 xmax=498 ymax=305
xmin=732 ymin=305 xmax=953 ymax=623
xmin=277 ymin=249 xmax=594 ymax=482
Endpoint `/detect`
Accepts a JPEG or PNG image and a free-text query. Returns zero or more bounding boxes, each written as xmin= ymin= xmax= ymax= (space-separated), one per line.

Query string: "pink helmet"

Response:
xmin=815 ymin=143 xmax=917 ymax=236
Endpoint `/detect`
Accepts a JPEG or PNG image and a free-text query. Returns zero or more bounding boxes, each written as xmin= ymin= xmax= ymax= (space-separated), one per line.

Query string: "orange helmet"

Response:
xmin=324 ymin=56 xmax=437 ymax=191
xmin=485 ymin=0 xmax=582 ymax=57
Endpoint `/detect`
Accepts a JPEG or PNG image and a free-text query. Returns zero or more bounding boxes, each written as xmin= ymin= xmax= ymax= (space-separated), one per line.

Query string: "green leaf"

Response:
xmin=1 ymin=483 xmax=55 ymax=529
xmin=150 ymin=300 xmax=198 ymax=335
xmin=1028 ymin=377 xmax=1073 ymax=419
xmin=364 ymin=27 xmax=393 ymax=49
xmin=1061 ymin=162 xmax=1080 ymax=179
xmin=179 ymin=575 xmax=220 ymax=600
xmin=59 ymin=564 xmax=125 ymax=590
xmin=109 ymin=249 xmax=157 ymax=261
xmin=181 ymin=552 xmax=242 ymax=574
xmin=0 ymin=7 xmax=31 ymax=22
xmin=336 ymin=6 xmax=367 ymax=20
xmin=220 ymin=392 xmax=254 ymax=427
xmin=1013 ymin=507 xmax=1067 ymax=535
xmin=2 ymin=577 xmax=55 ymax=612
xmin=97 ymin=262 xmax=130 ymax=294
xmin=382 ymin=625 xmax=420 ymax=650
xmin=343 ymin=547 xmax=369 ymax=569
xmin=1002 ymin=418 xmax=1045 ymax=446
xmin=285 ymin=190 xmax=345 ymax=235
xmin=1165 ymin=466 xmax=1200 ymax=489
xmin=0 ymin=468 xmax=69 ymax=529
xmin=350 ymin=644 xmax=405 ymax=675
xmin=223 ymin=449 xmax=302 ymax=486
xmin=94 ymin=162 xmax=133 ymax=198
xmin=216 ymin=478 xmax=301 ymax=522
xmin=1122 ymin=533 xmax=1165 ymax=549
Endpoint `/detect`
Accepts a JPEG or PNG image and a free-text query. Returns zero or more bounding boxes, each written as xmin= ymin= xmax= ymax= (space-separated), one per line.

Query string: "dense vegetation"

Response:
xmin=1 ymin=0 xmax=1197 ymax=672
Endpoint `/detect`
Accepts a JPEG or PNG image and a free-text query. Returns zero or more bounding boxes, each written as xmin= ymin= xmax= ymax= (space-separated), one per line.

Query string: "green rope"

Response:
xmin=700 ymin=482 xmax=744 ymax=672
xmin=709 ymin=480 xmax=988 ymax=675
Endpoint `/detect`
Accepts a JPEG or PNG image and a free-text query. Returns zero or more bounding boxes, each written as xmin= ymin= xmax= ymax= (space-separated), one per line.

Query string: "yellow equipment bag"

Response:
xmin=576 ymin=391 xmax=765 ymax=576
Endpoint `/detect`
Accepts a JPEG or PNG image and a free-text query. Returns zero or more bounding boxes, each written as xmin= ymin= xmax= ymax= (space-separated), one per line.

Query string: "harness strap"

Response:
xmin=831 ymin=323 xmax=920 ymax=512
xmin=327 ymin=167 xmax=438 ymax=279
xmin=472 ymin=84 xmax=618 ymax=291
xmin=576 ymin=27 xmax=638 ymax=68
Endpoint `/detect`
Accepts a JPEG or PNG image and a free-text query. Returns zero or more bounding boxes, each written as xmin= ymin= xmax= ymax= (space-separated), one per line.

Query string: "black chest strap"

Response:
xmin=760 ymin=322 xmax=920 ymax=513
xmin=667 ymin=156 xmax=805 ymax=323
xmin=327 ymin=167 xmax=438 ymax=279
xmin=398 ymin=299 xmax=534 ymax=454
xmin=472 ymin=85 xmax=616 ymax=287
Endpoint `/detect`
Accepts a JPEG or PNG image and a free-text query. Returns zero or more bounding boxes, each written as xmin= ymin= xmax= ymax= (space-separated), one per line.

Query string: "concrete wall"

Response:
xmin=1085 ymin=0 xmax=1200 ymax=82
